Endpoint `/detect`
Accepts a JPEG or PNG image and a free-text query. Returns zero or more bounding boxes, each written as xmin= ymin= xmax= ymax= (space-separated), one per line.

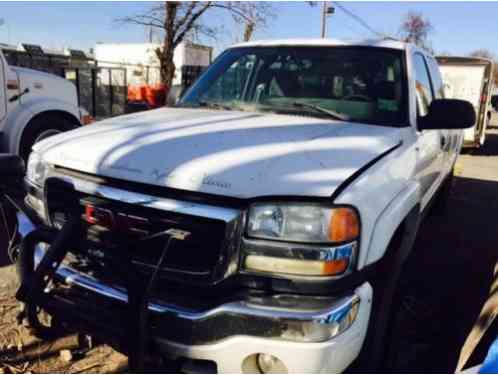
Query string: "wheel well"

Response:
xmin=18 ymin=110 xmax=81 ymax=158
xmin=354 ymin=205 xmax=420 ymax=371
xmin=384 ymin=222 xmax=405 ymax=259
xmin=27 ymin=110 xmax=81 ymax=129
xmin=382 ymin=204 xmax=420 ymax=267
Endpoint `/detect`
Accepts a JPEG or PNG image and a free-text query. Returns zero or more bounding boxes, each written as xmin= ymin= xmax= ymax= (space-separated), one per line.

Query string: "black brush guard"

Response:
xmin=15 ymin=178 xmax=186 ymax=372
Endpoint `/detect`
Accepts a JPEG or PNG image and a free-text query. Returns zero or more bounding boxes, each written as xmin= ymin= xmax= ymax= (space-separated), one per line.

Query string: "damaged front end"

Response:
xmin=16 ymin=171 xmax=369 ymax=373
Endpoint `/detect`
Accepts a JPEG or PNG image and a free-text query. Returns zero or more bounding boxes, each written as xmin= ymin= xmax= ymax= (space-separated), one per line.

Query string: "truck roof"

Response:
xmin=230 ymin=38 xmax=415 ymax=51
xmin=436 ymin=55 xmax=494 ymax=66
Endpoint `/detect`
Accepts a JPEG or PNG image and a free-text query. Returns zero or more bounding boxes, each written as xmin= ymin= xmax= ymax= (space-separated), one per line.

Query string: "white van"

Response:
xmin=437 ymin=56 xmax=494 ymax=148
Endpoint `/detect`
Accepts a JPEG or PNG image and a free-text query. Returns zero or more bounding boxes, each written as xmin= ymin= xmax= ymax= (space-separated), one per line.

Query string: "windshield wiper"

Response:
xmin=197 ymin=100 xmax=234 ymax=111
xmin=292 ymin=102 xmax=350 ymax=121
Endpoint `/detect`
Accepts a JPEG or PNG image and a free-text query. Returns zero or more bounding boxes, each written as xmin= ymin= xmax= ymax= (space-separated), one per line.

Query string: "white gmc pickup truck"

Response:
xmin=15 ymin=39 xmax=475 ymax=373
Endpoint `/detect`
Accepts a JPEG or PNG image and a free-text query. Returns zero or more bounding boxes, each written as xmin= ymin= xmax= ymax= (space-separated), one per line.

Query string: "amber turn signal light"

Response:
xmin=328 ymin=207 xmax=360 ymax=242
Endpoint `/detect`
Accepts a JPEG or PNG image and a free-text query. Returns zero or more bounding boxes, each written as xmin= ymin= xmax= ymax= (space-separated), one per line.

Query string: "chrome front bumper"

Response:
xmin=18 ymin=212 xmax=368 ymax=347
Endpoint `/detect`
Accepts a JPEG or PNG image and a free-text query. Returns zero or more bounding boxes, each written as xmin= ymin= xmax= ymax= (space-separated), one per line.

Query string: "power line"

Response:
xmin=336 ymin=16 xmax=371 ymax=39
xmin=333 ymin=2 xmax=385 ymax=39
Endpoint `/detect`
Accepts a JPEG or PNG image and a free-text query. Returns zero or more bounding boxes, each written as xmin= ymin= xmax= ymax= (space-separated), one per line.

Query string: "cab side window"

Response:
xmin=426 ymin=57 xmax=445 ymax=99
xmin=413 ymin=54 xmax=434 ymax=117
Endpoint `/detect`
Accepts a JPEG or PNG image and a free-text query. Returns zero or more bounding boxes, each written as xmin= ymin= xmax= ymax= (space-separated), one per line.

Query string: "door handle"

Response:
xmin=8 ymin=87 xmax=29 ymax=103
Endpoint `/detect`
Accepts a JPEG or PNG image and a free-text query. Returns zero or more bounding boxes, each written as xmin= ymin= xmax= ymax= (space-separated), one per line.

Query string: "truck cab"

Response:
xmin=0 ymin=48 xmax=84 ymax=161
xmin=15 ymin=39 xmax=475 ymax=373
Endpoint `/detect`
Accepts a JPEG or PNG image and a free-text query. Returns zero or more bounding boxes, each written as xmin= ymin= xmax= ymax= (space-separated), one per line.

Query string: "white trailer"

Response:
xmin=437 ymin=56 xmax=494 ymax=148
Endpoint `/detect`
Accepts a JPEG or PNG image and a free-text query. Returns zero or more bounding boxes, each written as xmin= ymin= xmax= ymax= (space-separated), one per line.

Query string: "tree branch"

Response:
xmin=118 ymin=16 xmax=164 ymax=29
xmin=173 ymin=1 xmax=212 ymax=47
xmin=174 ymin=2 xmax=196 ymax=33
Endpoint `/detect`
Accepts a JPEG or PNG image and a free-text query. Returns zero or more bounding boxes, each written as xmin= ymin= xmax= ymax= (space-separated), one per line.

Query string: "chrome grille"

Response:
xmin=44 ymin=176 xmax=242 ymax=285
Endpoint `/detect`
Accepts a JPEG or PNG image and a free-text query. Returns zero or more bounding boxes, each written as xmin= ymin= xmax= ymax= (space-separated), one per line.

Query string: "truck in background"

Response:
xmin=94 ymin=42 xmax=212 ymax=111
xmin=0 ymin=44 xmax=87 ymax=162
xmin=1 ymin=43 xmax=127 ymax=120
xmin=437 ymin=56 xmax=494 ymax=148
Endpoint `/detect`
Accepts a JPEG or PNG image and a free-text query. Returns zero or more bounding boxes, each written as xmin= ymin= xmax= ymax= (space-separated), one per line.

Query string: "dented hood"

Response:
xmin=35 ymin=107 xmax=402 ymax=199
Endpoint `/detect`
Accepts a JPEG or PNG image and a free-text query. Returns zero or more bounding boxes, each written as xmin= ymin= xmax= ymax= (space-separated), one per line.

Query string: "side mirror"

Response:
xmin=0 ymin=154 xmax=25 ymax=190
xmin=419 ymin=99 xmax=476 ymax=130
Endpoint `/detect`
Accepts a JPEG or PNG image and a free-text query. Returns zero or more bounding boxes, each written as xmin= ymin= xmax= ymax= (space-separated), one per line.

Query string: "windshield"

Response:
xmin=180 ymin=46 xmax=408 ymax=127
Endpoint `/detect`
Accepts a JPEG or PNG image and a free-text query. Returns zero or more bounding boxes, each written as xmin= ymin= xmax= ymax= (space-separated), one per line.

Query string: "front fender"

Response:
xmin=2 ymin=97 xmax=81 ymax=154
xmin=362 ymin=181 xmax=421 ymax=267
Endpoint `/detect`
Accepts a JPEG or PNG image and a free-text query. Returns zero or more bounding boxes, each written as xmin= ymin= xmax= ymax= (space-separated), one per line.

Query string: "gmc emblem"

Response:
xmin=84 ymin=204 xmax=150 ymax=237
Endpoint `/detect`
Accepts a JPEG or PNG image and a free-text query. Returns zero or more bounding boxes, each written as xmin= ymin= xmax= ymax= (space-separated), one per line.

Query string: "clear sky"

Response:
xmin=0 ymin=1 xmax=495 ymax=57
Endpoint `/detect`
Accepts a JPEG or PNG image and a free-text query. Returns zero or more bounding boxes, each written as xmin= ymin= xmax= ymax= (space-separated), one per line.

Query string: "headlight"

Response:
xmin=247 ymin=203 xmax=359 ymax=243
xmin=244 ymin=203 xmax=360 ymax=277
xmin=26 ymin=152 xmax=49 ymax=187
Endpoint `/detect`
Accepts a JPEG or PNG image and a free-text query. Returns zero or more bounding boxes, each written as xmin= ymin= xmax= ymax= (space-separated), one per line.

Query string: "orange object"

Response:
xmin=128 ymin=84 xmax=167 ymax=108
xmin=328 ymin=207 xmax=360 ymax=242
xmin=81 ymin=114 xmax=95 ymax=125
xmin=323 ymin=258 xmax=349 ymax=275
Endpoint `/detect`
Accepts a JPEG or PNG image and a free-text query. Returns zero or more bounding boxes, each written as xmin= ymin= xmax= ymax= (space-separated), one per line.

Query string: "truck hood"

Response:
xmin=35 ymin=107 xmax=402 ymax=199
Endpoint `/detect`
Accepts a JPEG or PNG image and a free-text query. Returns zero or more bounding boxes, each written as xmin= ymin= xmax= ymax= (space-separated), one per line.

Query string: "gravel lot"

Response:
xmin=0 ymin=118 xmax=497 ymax=373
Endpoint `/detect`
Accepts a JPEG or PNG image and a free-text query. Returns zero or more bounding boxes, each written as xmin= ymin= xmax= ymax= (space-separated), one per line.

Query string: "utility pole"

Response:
xmin=320 ymin=2 xmax=335 ymax=38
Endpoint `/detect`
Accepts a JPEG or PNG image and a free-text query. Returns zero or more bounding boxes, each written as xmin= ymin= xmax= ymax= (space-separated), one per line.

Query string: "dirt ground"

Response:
xmin=0 ymin=262 xmax=128 ymax=373
xmin=0 ymin=119 xmax=497 ymax=373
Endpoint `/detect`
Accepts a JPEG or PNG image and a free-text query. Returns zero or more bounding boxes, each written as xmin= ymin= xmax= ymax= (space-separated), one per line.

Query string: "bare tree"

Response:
xmin=118 ymin=2 xmax=275 ymax=98
xmin=227 ymin=2 xmax=276 ymax=42
xmin=469 ymin=49 xmax=494 ymax=60
xmin=399 ymin=11 xmax=434 ymax=52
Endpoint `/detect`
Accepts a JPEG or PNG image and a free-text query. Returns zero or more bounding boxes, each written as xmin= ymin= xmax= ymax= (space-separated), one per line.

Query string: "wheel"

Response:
xmin=20 ymin=113 xmax=78 ymax=163
xmin=348 ymin=207 xmax=421 ymax=373
xmin=348 ymin=230 xmax=407 ymax=373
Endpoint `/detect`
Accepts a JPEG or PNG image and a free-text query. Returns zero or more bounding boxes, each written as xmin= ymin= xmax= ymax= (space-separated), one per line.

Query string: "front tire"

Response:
xmin=349 ymin=231 xmax=405 ymax=372
xmin=350 ymin=211 xmax=419 ymax=373
xmin=20 ymin=113 xmax=78 ymax=163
